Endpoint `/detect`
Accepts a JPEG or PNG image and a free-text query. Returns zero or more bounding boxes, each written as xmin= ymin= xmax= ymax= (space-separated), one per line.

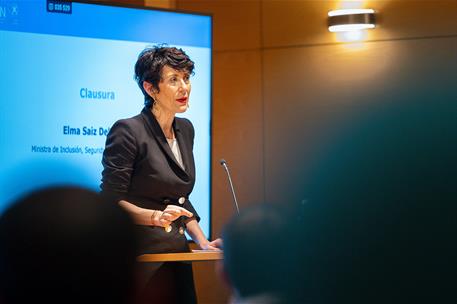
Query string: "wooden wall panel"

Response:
xmin=144 ymin=0 xmax=176 ymax=9
xmin=211 ymin=50 xmax=264 ymax=238
xmin=263 ymin=36 xmax=457 ymax=204
xmin=262 ymin=0 xmax=457 ymax=48
xmin=177 ymin=0 xmax=261 ymax=51
xmin=262 ymin=0 xmax=336 ymax=47
xmin=371 ymin=0 xmax=457 ymax=39
xmin=191 ymin=258 xmax=230 ymax=304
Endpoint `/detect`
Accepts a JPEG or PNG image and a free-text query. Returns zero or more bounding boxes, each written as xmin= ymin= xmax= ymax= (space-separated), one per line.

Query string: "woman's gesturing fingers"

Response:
xmin=158 ymin=218 xmax=172 ymax=227
xmin=162 ymin=205 xmax=193 ymax=220
xmin=159 ymin=205 xmax=194 ymax=224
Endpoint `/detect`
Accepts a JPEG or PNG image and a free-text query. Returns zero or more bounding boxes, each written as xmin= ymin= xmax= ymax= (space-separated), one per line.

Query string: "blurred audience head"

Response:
xmin=220 ymin=203 xmax=300 ymax=303
xmin=0 ymin=186 xmax=138 ymax=304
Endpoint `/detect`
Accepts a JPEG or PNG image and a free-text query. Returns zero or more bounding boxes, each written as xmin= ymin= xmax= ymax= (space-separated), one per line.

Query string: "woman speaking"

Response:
xmin=100 ymin=46 xmax=221 ymax=304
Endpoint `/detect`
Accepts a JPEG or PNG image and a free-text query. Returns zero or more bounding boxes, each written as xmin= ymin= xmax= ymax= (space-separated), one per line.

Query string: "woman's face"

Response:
xmin=153 ymin=65 xmax=191 ymax=115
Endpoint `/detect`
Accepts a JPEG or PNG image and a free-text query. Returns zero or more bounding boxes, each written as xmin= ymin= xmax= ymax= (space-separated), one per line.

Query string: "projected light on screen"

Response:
xmin=0 ymin=0 xmax=212 ymax=238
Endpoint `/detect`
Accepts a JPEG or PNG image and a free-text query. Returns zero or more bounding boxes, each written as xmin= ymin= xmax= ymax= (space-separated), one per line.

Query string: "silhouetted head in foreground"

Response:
xmin=221 ymin=203 xmax=300 ymax=303
xmin=0 ymin=186 xmax=138 ymax=304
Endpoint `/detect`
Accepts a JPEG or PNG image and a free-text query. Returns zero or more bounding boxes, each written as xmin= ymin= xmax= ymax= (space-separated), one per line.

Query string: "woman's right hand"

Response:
xmin=151 ymin=205 xmax=193 ymax=227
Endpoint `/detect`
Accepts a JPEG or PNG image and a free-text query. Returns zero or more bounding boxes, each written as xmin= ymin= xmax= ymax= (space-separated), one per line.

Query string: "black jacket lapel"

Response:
xmin=140 ymin=108 xmax=190 ymax=180
xmin=174 ymin=120 xmax=192 ymax=175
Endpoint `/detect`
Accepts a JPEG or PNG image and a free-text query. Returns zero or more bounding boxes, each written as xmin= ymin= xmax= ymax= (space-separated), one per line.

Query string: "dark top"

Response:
xmin=100 ymin=107 xmax=200 ymax=254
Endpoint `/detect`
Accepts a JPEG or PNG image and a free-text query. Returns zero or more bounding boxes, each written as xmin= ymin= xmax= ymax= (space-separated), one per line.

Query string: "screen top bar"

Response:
xmin=0 ymin=1 xmax=211 ymax=48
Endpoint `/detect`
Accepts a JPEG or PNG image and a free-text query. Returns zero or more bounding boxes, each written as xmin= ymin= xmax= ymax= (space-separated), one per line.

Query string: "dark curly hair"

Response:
xmin=134 ymin=45 xmax=195 ymax=108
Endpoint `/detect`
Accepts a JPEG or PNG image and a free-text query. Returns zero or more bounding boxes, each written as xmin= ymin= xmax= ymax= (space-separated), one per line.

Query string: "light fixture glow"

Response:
xmin=329 ymin=23 xmax=375 ymax=33
xmin=337 ymin=30 xmax=368 ymax=43
xmin=328 ymin=8 xmax=376 ymax=33
xmin=328 ymin=9 xmax=374 ymax=17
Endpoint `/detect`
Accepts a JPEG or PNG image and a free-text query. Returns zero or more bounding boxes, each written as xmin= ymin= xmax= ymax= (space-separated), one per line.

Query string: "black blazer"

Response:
xmin=100 ymin=107 xmax=199 ymax=254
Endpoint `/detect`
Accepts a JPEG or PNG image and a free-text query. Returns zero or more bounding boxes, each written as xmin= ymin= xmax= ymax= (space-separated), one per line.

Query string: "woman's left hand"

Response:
xmin=200 ymin=238 xmax=223 ymax=251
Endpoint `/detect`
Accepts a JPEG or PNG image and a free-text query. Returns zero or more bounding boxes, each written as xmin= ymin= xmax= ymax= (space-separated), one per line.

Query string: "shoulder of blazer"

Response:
xmin=175 ymin=117 xmax=194 ymax=139
xmin=110 ymin=113 xmax=144 ymax=134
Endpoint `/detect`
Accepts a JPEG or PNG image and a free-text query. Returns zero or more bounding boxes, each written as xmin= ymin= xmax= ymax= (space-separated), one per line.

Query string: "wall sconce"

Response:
xmin=328 ymin=9 xmax=376 ymax=32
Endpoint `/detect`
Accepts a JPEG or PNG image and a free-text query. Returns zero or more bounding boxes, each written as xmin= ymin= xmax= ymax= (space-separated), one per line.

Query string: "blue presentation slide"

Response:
xmin=0 ymin=1 xmax=212 ymax=237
